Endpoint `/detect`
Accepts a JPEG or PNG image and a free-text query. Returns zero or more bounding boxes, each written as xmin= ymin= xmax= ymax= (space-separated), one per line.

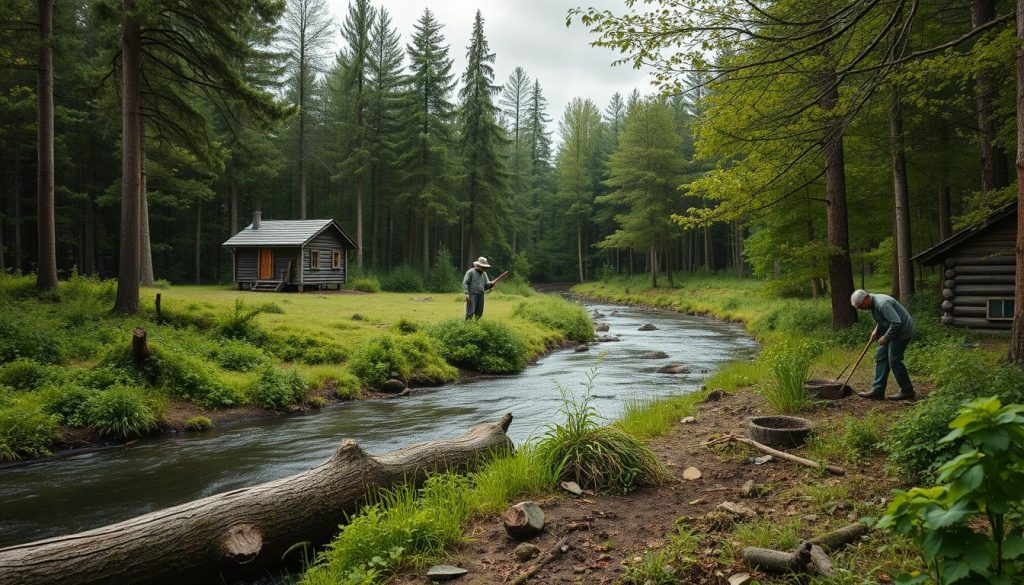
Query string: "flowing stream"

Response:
xmin=0 ymin=302 xmax=756 ymax=548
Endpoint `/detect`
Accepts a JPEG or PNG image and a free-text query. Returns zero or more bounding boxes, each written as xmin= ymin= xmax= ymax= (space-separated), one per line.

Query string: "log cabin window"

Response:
xmin=310 ymin=249 xmax=321 ymax=270
xmin=331 ymin=250 xmax=342 ymax=270
xmin=987 ymin=298 xmax=1014 ymax=321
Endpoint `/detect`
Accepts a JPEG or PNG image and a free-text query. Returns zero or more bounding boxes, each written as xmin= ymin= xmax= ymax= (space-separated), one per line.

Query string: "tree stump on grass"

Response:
xmin=131 ymin=327 xmax=149 ymax=364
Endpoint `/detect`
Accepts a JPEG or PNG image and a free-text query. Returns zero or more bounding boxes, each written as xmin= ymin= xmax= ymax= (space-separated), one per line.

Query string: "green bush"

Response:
xmin=84 ymin=385 xmax=159 ymax=440
xmin=380 ymin=265 xmax=424 ymax=292
xmin=0 ymin=301 xmax=64 ymax=365
xmin=389 ymin=318 xmax=420 ymax=334
xmin=101 ymin=343 xmax=241 ymax=408
xmin=299 ymin=344 xmax=347 ymax=365
xmin=40 ymin=382 xmax=96 ymax=426
xmin=308 ymin=396 xmax=327 ymax=409
xmin=537 ymin=370 xmax=669 ymax=493
xmin=348 ymin=332 xmax=456 ymax=388
xmin=248 ymin=366 xmax=308 ymax=410
xmin=215 ymin=298 xmax=281 ymax=342
xmin=0 ymin=358 xmax=53 ymax=391
xmin=428 ymin=319 xmax=529 ymax=374
xmin=72 ymin=365 xmax=137 ymax=390
xmin=212 ymin=341 xmax=270 ymax=372
xmin=0 ymin=396 xmax=59 ymax=461
xmin=426 ymin=247 xmax=461 ymax=293
xmin=184 ymin=416 xmax=213 ymax=431
xmin=887 ymin=346 xmax=1024 ymax=480
xmin=760 ymin=339 xmax=817 ymax=413
xmin=349 ymin=277 xmax=381 ymax=293
xmin=512 ymin=297 xmax=594 ymax=342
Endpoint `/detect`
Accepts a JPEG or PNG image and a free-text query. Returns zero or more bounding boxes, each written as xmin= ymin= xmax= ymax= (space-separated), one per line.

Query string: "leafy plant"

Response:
xmin=348 ymin=332 xmax=456 ymax=388
xmin=0 ymin=358 xmax=54 ymax=391
xmin=512 ymin=296 xmax=594 ymax=342
xmin=0 ymin=396 xmax=59 ymax=461
xmin=428 ymin=319 xmax=529 ymax=374
xmin=215 ymin=298 xmax=281 ymax=341
xmin=102 ymin=343 xmax=240 ymax=408
xmin=348 ymin=277 xmax=381 ymax=293
xmin=84 ymin=386 xmax=159 ymax=440
xmin=184 ymin=416 xmax=213 ymax=431
xmin=248 ymin=366 xmax=308 ymax=410
xmin=212 ymin=341 xmax=270 ymax=372
xmin=877 ymin=397 xmax=1024 ymax=584
xmin=536 ymin=367 xmax=669 ymax=493
xmin=761 ymin=339 xmax=817 ymax=413
xmin=621 ymin=525 xmax=700 ymax=584
xmin=425 ymin=247 xmax=460 ymax=293
xmin=380 ymin=265 xmax=424 ymax=293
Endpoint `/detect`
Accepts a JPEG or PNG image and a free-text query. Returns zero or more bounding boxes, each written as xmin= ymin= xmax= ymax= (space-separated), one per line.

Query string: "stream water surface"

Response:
xmin=0 ymin=302 xmax=756 ymax=548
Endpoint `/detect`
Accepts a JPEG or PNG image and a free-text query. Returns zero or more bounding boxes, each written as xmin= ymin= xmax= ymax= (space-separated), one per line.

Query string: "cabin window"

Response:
xmin=310 ymin=249 xmax=321 ymax=270
xmin=332 ymin=250 xmax=342 ymax=270
xmin=987 ymin=298 xmax=1014 ymax=321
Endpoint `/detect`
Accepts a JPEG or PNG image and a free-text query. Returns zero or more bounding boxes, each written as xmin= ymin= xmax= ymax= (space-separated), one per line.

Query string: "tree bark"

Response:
xmin=356 ymin=174 xmax=364 ymax=268
xmin=228 ymin=159 xmax=239 ymax=237
xmin=820 ymin=76 xmax=856 ymax=329
xmin=938 ymin=183 xmax=952 ymax=241
xmin=113 ymin=0 xmax=142 ymax=314
xmin=35 ymin=0 xmax=57 ymax=291
xmin=577 ymin=215 xmax=584 ymax=283
xmin=139 ymin=124 xmax=154 ymax=287
xmin=1009 ymin=0 xmax=1024 ymax=364
xmin=889 ymin=89 xmax=914 ymax=300
xmin=194 ymin=201 xmax=201 ymax=284
xmin=973 ymin=0 xmax=1010 ymax=195
xmin=0 ymin=415 xmax=514 ymax=585
xmin=650 ymin=245 xmax=658 ymax=288
xmin=13 ymin=152 xmax=23 ymax=273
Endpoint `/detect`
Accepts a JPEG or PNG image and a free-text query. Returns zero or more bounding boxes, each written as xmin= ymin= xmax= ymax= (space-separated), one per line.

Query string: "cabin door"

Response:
xmin=258 ymin=249 xmax=273 ymax=280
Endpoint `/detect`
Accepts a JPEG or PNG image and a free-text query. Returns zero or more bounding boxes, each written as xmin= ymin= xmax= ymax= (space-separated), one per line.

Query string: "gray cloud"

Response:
xmin=325 ymin=0 xmax=652 ymax=134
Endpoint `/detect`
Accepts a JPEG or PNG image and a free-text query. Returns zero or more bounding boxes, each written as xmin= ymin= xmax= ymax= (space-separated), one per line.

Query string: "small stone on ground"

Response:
xmin=426 ymin=565 xmax=468 ymax=581
xmin=682 ymin=466 xmax=702 ymax=480
xmin=514 ymin=543 xmax=541 ymax=562
xmin=560 ymin=481 xmax=583 ymax=496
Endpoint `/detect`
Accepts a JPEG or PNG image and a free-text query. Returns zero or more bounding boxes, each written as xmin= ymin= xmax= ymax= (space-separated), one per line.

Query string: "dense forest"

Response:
xmin=0 ymin=0 xmax=1018 ymax=307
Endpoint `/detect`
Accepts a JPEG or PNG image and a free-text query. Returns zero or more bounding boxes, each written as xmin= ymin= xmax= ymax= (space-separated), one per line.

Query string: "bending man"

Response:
xmin=851 ymin=289 xmax=916 ymax=401
xmin=463 ymin=256 xmax=495 ymax=320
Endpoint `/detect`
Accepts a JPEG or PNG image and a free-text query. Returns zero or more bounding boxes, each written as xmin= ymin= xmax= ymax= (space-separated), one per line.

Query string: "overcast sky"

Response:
xmin=324 ymin=0 xmax=651 ymax=134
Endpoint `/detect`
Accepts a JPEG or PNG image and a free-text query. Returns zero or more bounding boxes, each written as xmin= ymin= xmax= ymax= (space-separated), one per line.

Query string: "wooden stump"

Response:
xmin=131 ymin=327 xmax=149 ymax=364
xmin=503 ymin=501 xmax=545 ymax=539
xmin=0 ymin=414 xmax=515 ymax=585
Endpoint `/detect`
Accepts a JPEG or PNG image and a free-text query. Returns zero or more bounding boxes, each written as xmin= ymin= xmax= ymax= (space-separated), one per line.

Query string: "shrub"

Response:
xmin=101 ymin=343 xmax=241 ymax=408
xmin=0 ymin=396 xmax=59 ymax=461
xmin=537 ymin=370 xmax=669 ymax=493
xmin=390 ymin=318 xmax=420 ymax=334
xmin=348 ymin=332 xmax=456 ymax=388
xmin=428 ymin=319 xmax=529 ymax=374
xmin=248 ymin=366 xmax=307 ymax=410
xmin=760 ymin=339 xmax=817 ymax=413
xmin=184 ymin=416 xmax=213 ymax=431
xmin=299 ymin=344 xmax=347 ymax=365
xmin=84 ymin=385 xmax=159 ymax=440
xmin=348 ymin=277 xmax=381 ymax=293
xmin=512 ymin=297 xmax=594 ymax=342
xmin=215 ymin=298 xmax=281 ymax=341
xmin=308 ymin=396 xmax=327 ymax=409
xmin=0 ymin=302 xmax=64 ymax=365
xmin=40 ymin=382 xmax=95 ymax=426
xmin=380 ymin=265 xmax=424 ymax=292
xmin=426 ymin=247 xmax=461 ymax=293
xmin=212 ymin=341 xmax=270 ymax=372
xmin=0 ymin=358 xmax=53 ymax=391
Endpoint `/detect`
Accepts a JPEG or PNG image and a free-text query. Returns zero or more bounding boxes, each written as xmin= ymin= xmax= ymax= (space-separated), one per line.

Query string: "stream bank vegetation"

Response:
xmin=0 ymin=272 xmax=591 ymax=461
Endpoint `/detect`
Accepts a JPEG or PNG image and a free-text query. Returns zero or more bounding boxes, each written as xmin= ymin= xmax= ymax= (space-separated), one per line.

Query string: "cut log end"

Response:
xmin=499 ymin=412 xmax=513 ymax=432
xmin=219 ymin=523 xmax=262 ymax=565
xmin=331 ymin=439 xmax=369 ymax=463
xmin=131 ymin=327 xmax=149 ymax=364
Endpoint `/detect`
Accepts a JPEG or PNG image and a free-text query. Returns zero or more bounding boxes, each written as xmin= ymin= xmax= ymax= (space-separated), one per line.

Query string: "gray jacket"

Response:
xmin=463 ymin=268 xmax=492 ymax=294
xmin=870 ymin=293 xmax=915 ymax=341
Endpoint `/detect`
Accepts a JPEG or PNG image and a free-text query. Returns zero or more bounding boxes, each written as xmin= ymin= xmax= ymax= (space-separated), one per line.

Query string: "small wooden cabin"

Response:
xmin=222 ymin=212 xmax=357 ymax=291
xmin=913 ymin=202 xmax=1015 ymax=330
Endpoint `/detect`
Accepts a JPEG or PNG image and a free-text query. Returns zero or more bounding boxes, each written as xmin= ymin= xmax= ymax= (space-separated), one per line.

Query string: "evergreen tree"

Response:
xmin=555 ymin=97 xmax=602 ymax=283
xmin=523 ymin=78 xmax=553 ymax=252
xmin=458 ymin=10 xmax=509 ymax=263
xmin=395 ymin=8 xmax=457 ymax=267
xmin=500 ymin=66 xmax=531 ymax=253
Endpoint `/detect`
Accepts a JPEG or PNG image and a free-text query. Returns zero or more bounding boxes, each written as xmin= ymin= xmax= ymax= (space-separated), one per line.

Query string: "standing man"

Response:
xmin=463 ymin=256 xmax=495 ymax=320
xmin=851 ymin=289 xmax=916 ymax=401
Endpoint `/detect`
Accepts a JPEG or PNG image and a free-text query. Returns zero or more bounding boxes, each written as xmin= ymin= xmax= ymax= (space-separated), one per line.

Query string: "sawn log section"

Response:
xmin=0 ymin=413 xmax=515 ymax=585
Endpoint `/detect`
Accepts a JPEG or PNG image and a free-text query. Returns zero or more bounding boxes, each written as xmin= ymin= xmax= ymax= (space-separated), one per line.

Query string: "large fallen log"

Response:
xmin=0 ymin=413 xmax=515 ymax=585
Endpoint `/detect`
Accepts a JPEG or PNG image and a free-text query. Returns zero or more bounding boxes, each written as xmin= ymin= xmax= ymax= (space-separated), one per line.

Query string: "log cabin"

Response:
xmin=222 ymin=211 xmax=357 ymax=291
xmin=913 ymin=201 xmax=1015 ymax=330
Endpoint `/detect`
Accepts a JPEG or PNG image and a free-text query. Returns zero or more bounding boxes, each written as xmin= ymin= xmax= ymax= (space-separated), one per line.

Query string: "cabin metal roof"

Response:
xmin=221 ymin=219 xmax=357 ymax=248
xmin=913 ymin=201 xmax=1016 ymax=266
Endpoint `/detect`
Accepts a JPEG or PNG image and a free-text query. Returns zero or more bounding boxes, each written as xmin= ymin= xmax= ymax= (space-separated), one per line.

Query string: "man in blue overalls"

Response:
xmin=851 ymin=289 xmax=916 ymax=401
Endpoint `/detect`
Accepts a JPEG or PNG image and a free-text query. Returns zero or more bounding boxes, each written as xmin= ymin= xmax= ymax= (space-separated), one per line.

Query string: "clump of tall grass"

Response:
xmin=615 ymin=392 xmax=705 ymax=439
xmin=760 ymin=339 xmax=817 ymax=413
xmin=806 ymin=411 xmax=887 ymax=465
xmin=0 ymin=395 xmax=59 ymax=461
xmin=621 ymin=525 xmax=701 ymax=585
xmin=84 ymin=385 xmax=160 ymax=440
xmin=512 ymin=296 xmax=593 ymax=341
xmin=215 ymin=298 xmax=282 ymax=342
xmin=469 ymin=444 xmax=557 ymax=513
xmin=704 ymin=359 xmax=765 ymax=392
xmin=537 ymin=368 xmax=669 ymax=493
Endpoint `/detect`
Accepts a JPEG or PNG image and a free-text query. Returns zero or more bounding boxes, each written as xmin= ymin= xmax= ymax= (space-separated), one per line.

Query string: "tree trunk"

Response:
xmin=891 ymin=206 xmax=900 ymax=299
xmin=889 ymin=89 xmax=914 ymax=300
xmin=194 ymin=201 xmax=201 ymax=284
xmin=113 ymin=0 xmax=142 ymax=314
xmin=356 ymin=175 xmax=364 ymax=268
xmin=13 ymin=153 xmax=22 ymax=273
xmin=939 ymin=183 xmax=952 ymax=241
xmin=371 ymin=165 xmax=380 ymax=268
xmin=703 ymin=225 xmax=711 ymax=271
xmin=228 ymin=159 xmax=239 ymax=237
xmin=35 ymin=0 xmax=57 ymax=290
xmin=139 ymin=124 xmax=154 ymax=287
xmin=577 ymin=215 xmax=584 ymax=283
xmin=422 ymin=214 xmax=429 ymax=269
xmin=1009 ymin=0 xmax=1024 ymax=364
xmin=82 ymin=192 xmax=95 ymax=274
xmin=820 ymin=76 xmax=856 ymax=329
xmin=0 ymin=415 xmax=515 ymax=585
xmin=298 ymin=37 xmax=307 ymax=220
xmin=973 ymin=0 xmax=1010 ymax=195
xmin=650 ymin=245 xmax=657 ymax=288
xmin=666 ymin=248 xmax=674 ymax=287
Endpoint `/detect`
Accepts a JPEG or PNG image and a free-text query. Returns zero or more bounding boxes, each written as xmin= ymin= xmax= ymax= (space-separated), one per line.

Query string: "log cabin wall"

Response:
xmin=939 ymin=214 xmax=1015 ymax=330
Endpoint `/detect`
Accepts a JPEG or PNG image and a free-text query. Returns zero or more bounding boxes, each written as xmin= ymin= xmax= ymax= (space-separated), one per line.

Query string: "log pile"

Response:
xmin=0 ymin=414 xmax=515 ymax=585
xmin=742 ymin=522 xmax=868 ymax=576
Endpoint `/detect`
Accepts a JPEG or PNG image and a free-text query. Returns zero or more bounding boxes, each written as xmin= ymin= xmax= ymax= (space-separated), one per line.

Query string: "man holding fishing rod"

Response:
xmin=463 ymin=256 xmax=508 ymax=320
xmin=851 ymin=289 xmax=916 ymax=401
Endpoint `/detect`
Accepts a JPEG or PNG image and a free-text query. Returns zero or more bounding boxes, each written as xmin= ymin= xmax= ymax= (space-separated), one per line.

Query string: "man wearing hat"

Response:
xmin=463 ymin=257 xmax=496 ymax=320
xmin=851 ymin=289 xmax=916 ymax=401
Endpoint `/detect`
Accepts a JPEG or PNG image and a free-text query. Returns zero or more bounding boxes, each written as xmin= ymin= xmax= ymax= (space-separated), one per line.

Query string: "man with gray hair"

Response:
xmin=463 ymin=256 xmax=495 ymax=320
xmin=851 ymin=289 xmax=916 ymax=401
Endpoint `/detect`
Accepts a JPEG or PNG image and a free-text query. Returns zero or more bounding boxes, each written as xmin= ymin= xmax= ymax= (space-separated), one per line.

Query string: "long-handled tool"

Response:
xmin=840 ymin=331 xmax=877 ymax=390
